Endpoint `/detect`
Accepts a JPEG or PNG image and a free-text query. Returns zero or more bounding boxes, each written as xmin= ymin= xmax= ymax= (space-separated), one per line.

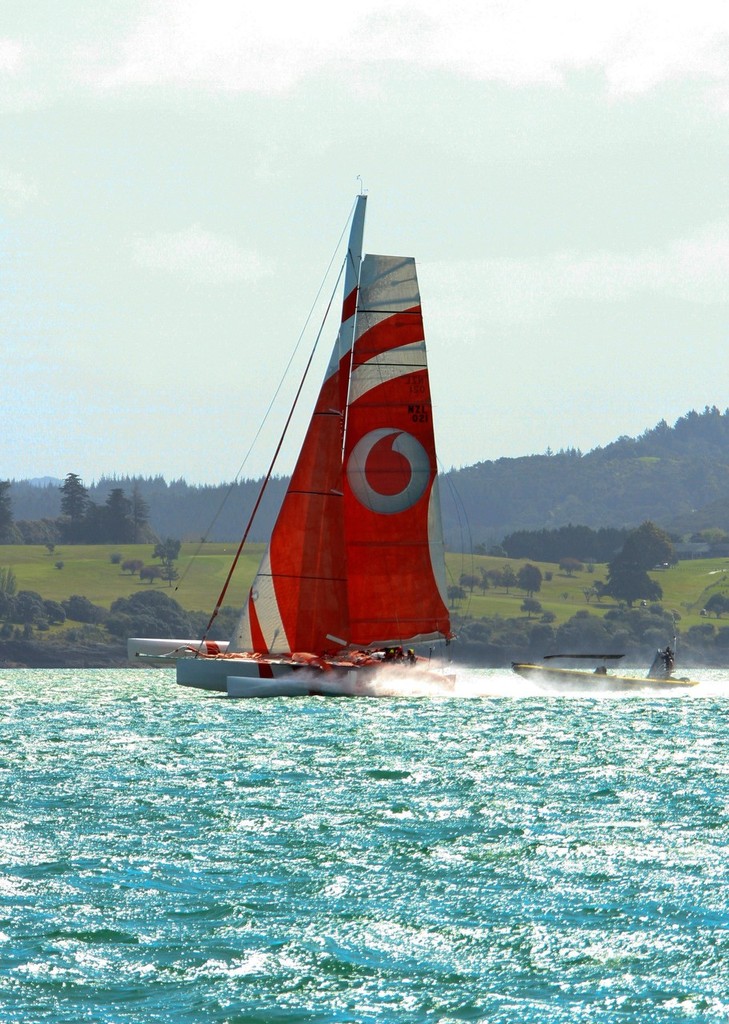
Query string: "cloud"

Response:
xmin=0 ymin=37 xmax=24 ymax=74
xmin=424 ymin=222 xmax=729 ymax=329
xmin=434 ymin=0 xmax=729 ymax=97
xmin=130 ymin=225 xmax=273 ymax=284
xmin=81 ymin=0 xmax=729 ymax=101
xmin=0 ymin=167 xmax=38 ymax=213
xmin=3 ymin=1 xmax=727 ymax=107
xmin=94 ymin=0 xmax=361 ymax=92
xmin=548 ymin=224 xmax=729 ymax=305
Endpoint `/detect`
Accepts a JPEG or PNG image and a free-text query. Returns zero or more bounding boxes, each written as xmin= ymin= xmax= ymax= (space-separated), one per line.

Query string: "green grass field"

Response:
xmin=2 ymin=544 xmax=729 ymax=631
xmin=0 ymin=543 xmax=263 ymax=614
xmin=443 ymin=553 xmax=729 ymax=631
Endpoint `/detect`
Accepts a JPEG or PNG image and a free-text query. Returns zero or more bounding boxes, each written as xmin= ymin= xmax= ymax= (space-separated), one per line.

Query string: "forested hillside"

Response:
xmin=441 ymin=406 xmax=729 ymax=548
xmin=6 ymin=407 xmax=729 ymax=549
xmin=9 ymin=475 xmax=288 ymax=545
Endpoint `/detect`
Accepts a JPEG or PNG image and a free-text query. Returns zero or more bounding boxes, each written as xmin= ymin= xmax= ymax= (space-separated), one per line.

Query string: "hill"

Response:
xmin=441 ymin=406 xmax=729 ymax=547
xmin=7 ymin=406 xmax=729 ymax=549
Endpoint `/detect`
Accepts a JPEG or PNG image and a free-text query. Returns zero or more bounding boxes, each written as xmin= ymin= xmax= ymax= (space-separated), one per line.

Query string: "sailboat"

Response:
xmin=128 ymin=194 xmax=455 ymax=697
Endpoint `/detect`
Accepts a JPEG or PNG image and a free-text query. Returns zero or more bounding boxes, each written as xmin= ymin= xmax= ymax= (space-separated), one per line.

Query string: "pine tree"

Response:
xmin=59 ymin=474 xmax=89 ymax=522
xmin=130 ymin=485 xmax=151 ymax=542
xmin=104 ymin=488 xmax=134 ymax=543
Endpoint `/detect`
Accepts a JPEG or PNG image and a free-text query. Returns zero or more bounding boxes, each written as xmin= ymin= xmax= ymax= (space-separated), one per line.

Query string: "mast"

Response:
xmin=331 ymin=193 xmax=367 ymax=412
xmin=230 ymin=196 xmax=367 ymax=655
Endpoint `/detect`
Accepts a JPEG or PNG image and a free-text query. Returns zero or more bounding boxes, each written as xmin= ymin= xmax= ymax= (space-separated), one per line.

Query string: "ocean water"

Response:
xmin=1 ymin=667 xmax=728 ymax=1024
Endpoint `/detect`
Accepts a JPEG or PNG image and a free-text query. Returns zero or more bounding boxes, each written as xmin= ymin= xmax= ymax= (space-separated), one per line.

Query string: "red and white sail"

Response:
xmin=343 ymin=254 xmax=450 ymax=646
xmin=231 ymin=198 xmax=450 ymax=657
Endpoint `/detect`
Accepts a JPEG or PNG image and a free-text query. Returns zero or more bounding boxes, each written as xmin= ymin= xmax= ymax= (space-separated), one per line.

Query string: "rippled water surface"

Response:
xmin=1 ymin=668 xmax=728 ymax=1023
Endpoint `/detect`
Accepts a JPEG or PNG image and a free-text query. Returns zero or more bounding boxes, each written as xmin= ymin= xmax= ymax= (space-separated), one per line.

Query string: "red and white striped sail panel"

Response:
xmin=342 ymin=254 xmax=451 ymax=647
xmin=230 ymin=196 xmax=367 ymax=655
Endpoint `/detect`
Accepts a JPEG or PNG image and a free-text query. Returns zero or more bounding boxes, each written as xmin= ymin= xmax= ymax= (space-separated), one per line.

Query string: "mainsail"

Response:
xmin=231 ymin=196 xmax=450 ymax=657
xmin=343 ymin=254 xmax=450 ymax=645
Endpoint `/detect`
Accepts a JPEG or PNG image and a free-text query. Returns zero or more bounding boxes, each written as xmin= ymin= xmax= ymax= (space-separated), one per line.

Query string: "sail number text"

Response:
xmin=408 ymin=403 xmax=430 ymax=423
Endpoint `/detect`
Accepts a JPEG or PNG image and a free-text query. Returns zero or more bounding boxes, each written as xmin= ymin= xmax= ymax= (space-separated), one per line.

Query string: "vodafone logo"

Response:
xmin=347 ymin=428 xmax=431 ymax=514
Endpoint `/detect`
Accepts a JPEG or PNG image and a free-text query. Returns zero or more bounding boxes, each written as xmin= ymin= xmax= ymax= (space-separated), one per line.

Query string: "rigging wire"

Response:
xmin=439 ymin=464 xmax=476 ymax=623
xmin=173 ymin=199 xmax=360 ymax=594
xmin=196 ymin=259 xmax=347 ymax=645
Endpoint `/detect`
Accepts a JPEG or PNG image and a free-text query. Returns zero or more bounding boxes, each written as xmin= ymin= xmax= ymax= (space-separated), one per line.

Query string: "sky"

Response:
xmin=2 ymin=0 xmax=729 ymax=485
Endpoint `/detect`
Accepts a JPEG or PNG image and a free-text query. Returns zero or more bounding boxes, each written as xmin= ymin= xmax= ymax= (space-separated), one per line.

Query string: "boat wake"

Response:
xmin=344 ymin=665 xmax=460 ymax=698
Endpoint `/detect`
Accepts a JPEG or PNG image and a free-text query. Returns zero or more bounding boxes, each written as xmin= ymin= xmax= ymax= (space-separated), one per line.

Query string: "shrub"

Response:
xmin=62 ymin=595 xmax=107 ymax=624
xmin=140 ymin=565 xmax=164 ymax=583
xmin=187 ymin=606 xmax=239 ymax=640
xmin=704 ymin=592 xmax=729 ymax=619
xmin=14 ymin=590 xmax=45 ymax=625
xmin=43 ymin=600 xmax=66 ymax=625
xmin=108 ymin=590 xmax=192 ymax=639
xmin=559 ymin=557 xmax=584 ymax=575
xmin=13 ymin=519 xmax=60 ymax=545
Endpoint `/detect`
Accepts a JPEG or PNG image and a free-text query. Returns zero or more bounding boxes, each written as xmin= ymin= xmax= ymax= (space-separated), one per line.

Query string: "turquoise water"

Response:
xmin=1 ymin=668 xmax=728 ymax=1023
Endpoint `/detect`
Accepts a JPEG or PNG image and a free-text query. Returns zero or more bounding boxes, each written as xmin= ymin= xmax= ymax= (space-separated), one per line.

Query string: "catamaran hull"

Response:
xmin=227 ymin=671 xmax=358 ymax=698
xmin=511 ymin=662 xmax=699 ymax=692
xmin=127 ymin=638 xmax=454 ymax=697
xmin=177 ymin=654 xmax=455 ymax=698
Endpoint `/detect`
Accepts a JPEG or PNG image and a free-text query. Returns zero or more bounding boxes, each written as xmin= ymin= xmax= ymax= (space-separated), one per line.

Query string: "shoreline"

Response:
xmin=0 ymin=639 xmax=129 ymax=669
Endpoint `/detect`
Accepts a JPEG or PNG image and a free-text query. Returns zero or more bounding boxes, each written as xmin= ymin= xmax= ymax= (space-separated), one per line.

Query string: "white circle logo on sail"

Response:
xmin=347 ymin=428 xmax=431 ymax=513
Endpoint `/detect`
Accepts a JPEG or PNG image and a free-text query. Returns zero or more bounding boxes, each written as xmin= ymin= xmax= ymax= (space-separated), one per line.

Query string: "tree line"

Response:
xmin=454 ymin=604 xmax=729 ymax=668
xmin=0 ymin=561 xmax=237 ymax=646
xmin=463 ymin=522 xmax=677 ymax=612
xmin=3 ymin=517 xmax=729 ymax=665
xmin=5 ymin=406 xmax=729 ymax=551
xmin=496 ymin=524 xmax=631 ymax=563
xmin=0 ymin=475 xmax=154 ymax=545
xmin=442 ymin=405 xmax=729 ymax=548
xmin=57 ymin=474 xmax=153 ymax=544
xmin=6 ymin=474 xmax=287 ymax=546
